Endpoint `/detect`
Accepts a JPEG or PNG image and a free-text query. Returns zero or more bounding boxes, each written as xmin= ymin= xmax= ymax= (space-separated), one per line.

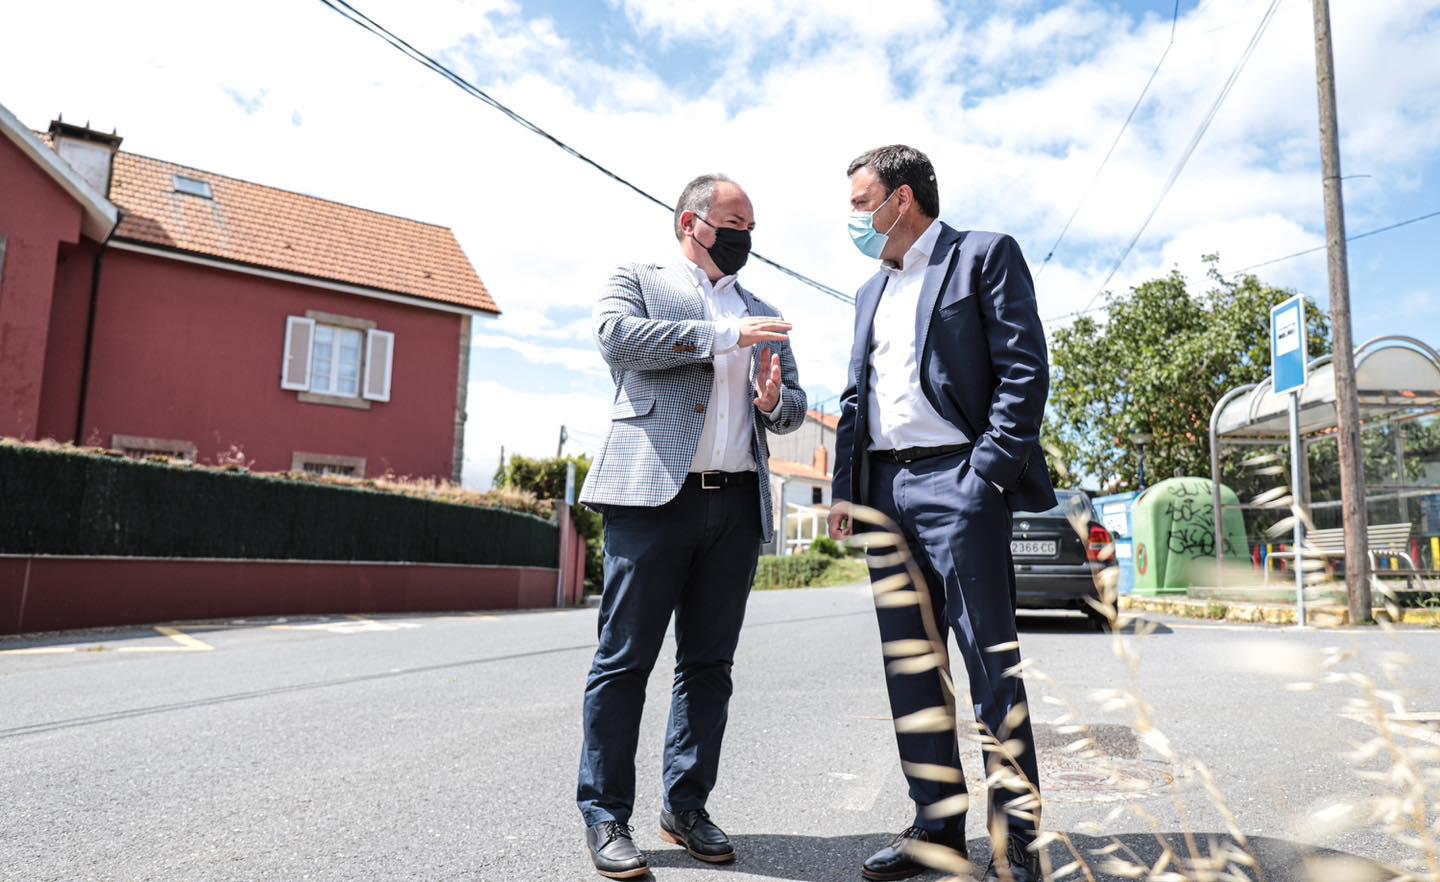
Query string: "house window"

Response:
xmin=280 ymin=313 xmax=394 ymax=408
xmin=173 ymin=174 xmax=213 ymax=199
xmin=310 ymin=324 xmax=364 ymax=397
xmin=112 ymin=434 xmax=197 ymax=462
xmin=812 ymin=486 xmax=824 ymax=505
xmin=303 ymin=461 xmax=356 ymax=476
xmin=292 ymin=452 xmax=366 ymax=477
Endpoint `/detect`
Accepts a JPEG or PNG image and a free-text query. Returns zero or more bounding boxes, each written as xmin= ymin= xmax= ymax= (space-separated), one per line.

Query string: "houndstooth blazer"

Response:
xmin=578 ymin=261 xmax=806 ymax=542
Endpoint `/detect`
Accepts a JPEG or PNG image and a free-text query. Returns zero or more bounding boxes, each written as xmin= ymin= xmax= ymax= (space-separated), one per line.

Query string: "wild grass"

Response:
xmin=842 ymin=447 xmax=1438 ymax=882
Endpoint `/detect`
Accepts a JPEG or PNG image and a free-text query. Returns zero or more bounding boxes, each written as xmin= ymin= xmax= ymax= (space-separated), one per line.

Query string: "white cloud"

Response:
xmin=1401 ymin=290 xmax=1437 ymax=317
xmin=462 ymin=379 xmax=612 ymax=488
xmin=613 ymin=0 xmax=944 ymax=44
xmin=5 ymin=0 xmax=1437 ymax=490
xmin=470 ymin=330 xmax=608 ymax=376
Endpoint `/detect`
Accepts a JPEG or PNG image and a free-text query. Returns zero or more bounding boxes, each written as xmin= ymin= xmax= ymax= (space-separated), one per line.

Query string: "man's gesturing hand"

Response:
xmin=753 ymin=348 xmax=783 ymax=413
xmin=738 ymin=317 xmax=791 ymax=349
xmin=827 ymin=501 xmax=853 ymax=539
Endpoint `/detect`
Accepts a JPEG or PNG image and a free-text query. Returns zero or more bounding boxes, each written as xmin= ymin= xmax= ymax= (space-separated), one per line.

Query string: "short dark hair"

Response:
xmin=846 ymin=145 xmax=939 ymax=219
xmin=673 ymin=173 xmax=735 ymax=240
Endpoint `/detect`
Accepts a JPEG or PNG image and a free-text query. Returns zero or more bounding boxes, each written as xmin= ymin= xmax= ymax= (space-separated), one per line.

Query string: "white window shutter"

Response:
xmin=281 ymin=316 xmax=315 ymax=391
xmin=363 ymin=329 xmax=394 ymax=402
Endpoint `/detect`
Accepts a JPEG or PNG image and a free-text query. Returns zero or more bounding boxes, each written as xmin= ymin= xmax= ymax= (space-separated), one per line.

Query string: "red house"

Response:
xmin=0 ymin=103 xmax=498 ymax=482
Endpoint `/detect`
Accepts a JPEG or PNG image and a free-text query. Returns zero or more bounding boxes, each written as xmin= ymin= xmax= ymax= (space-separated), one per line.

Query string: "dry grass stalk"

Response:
xmin=839 ymin=439 xmax=1311 ymax=882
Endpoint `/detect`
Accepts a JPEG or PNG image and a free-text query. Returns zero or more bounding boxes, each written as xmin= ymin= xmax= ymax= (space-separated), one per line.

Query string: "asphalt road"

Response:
xmin=3 ymin=584 xmax=1438 ymax=882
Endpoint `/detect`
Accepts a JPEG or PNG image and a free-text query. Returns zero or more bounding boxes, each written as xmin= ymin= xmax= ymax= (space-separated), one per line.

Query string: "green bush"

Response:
xmin=755 ymin=555 xmax=832 ymax=590
xmin=816 ymin=558 xmax=869 ymax=585
xmin=753 ymin=555 xmax=869 ymax=590
xmin=808 ymin=536 xmax=845 ymax=559
xmin=496 ymin=453 xmax=603 ymax=591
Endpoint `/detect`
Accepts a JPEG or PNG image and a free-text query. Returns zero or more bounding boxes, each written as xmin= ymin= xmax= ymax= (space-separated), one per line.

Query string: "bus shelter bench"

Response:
xmin=1263 ymin=522 xmax=1421 ymax=588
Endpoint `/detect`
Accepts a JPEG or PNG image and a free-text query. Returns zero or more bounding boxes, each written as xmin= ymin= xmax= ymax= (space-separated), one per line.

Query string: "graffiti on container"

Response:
xmin=1161 ymin=480 xmax=1235 ymax=559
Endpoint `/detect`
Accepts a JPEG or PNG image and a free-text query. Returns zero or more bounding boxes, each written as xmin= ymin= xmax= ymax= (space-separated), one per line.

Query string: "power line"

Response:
xmin=1042 ymin=206 xmax=1440 ymax=324
xmin=1073 ymin=0 xmax=1283 ymax=316
xmin=1036 ymin=0 xmax=1180 ymax=278
xmin=316 ymin=0 xmax=855 ymax=305
xmin=1226 ymin=208 xmax=1440 ymax=275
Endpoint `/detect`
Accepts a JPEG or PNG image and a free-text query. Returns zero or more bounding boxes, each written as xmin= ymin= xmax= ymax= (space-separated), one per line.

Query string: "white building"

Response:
xmin=765 ymin=409 xmax=837 ymax=556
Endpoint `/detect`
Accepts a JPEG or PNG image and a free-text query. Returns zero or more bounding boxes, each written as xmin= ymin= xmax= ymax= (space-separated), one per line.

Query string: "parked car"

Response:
xmin=1011 ymin=490 xmax=1116 ymax=630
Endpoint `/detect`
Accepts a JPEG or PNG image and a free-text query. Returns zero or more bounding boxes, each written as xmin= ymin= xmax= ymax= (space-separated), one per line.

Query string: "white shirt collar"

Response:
xmin=683 ymin=256 xmax=737 ymax=295
xmin=884 ymin=219 xmax=942 ymax=275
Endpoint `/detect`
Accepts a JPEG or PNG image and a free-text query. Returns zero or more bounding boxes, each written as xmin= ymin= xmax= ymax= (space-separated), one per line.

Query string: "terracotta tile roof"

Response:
xmin=768 ymin=458 xmax=832 ymax=481
xmin=807 ymin=409 xmax=839 ymax=430
xmin=105 ymin=149 xmax=498 ymax=313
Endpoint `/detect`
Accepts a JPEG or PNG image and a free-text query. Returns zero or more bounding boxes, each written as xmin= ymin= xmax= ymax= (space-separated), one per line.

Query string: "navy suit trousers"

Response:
xmin=576 ymin=478 xmax=762 ymax=826
xmin=866 ymin=450 xmax=1040 ymax=837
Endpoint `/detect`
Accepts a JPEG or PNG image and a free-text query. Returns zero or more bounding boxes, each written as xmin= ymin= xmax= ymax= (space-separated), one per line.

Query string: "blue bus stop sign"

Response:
xmin=1270 ymin=295 xmax=1307 ymax=395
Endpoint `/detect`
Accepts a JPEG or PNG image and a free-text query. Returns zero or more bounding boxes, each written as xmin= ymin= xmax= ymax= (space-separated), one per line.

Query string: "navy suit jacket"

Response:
xmin=833 ymin=222 xmax=1058 ymax=514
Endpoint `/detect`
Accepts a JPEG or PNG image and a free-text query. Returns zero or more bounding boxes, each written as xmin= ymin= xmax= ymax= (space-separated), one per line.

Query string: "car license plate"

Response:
xmin=1011 ymin=540 xmax=1057 ymax=556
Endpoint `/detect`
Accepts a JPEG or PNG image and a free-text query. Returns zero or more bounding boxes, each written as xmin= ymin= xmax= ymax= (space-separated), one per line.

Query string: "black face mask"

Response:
xmin=695 ymin=218 xmax=752 ymax=276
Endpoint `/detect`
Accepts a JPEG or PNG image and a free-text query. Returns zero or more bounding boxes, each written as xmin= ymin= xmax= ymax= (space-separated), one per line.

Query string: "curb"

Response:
xmin=1118 ymin=596 xmax=1440 ymax=628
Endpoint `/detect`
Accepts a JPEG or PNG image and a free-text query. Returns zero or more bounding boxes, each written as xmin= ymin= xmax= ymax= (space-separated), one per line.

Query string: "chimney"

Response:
xmin=813 ymin=445 xmax=830 ymax=476
xmin=47 ymin=117 xmax=122 ymax=197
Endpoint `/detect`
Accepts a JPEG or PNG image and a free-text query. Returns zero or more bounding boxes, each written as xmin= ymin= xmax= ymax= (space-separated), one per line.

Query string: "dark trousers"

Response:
xmin=576 ymin=477 xmax=762 ymax=826
xmin=866 ymin=450 xmax=1040 ymax=837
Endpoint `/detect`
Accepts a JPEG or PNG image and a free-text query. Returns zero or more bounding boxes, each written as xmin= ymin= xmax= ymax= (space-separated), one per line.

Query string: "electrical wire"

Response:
xmin=316 ymin=0 xmax=855 ymax=305
xmin=1042 ymin=207 xmax=1440 ymax=324
xmin=1036 ymin=0 xmax=1181 ymax=278
xmin=1226 ymin=208 xmax=1440 ymax=275
xmin=1069 ymin=0 xmax=1283 ymax=317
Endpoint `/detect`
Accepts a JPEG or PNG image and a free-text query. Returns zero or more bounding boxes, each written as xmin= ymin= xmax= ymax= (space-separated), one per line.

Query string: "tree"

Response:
xmin=1046 ymin=258 xmax=1331 ymax=497
xmin=495 ymin=453 xmax=603 ymax=592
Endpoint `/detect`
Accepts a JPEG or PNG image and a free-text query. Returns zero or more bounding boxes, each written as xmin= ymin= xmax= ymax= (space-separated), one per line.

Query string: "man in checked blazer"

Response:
xmin=576 ymin=174 xmax=805 ymax=879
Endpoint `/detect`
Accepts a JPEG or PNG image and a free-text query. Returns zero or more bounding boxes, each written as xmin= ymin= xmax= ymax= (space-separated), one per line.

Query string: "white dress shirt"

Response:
xmin=683 ymin=260 xmax=779 ymax=473
xmin=866 ymin=219 xmax=971 ymax=453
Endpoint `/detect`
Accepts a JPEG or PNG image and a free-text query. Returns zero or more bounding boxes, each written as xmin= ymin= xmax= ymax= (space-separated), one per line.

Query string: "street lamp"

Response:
xmin=1130 ymin=432 xmax=1153 ymax=491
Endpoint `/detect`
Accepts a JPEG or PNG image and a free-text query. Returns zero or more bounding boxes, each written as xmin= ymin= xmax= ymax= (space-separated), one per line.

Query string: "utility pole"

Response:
xmin=557 ymin=424 xmax=568 ymax=459
xmin=1311 ymin=0 xmax=1371 ymax=623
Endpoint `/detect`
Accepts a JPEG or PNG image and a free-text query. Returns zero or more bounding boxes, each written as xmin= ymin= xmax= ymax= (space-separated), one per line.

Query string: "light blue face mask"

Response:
xmin=847 ymin=188 xmax=901 ymax=259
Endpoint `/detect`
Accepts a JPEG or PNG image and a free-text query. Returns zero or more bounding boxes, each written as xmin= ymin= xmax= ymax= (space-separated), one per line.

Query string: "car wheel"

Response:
xmin=1085 ymin=608 xmax=1113 ymax=633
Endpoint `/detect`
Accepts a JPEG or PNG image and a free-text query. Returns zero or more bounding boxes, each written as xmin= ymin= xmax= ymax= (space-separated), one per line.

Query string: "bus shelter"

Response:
xmin=1207 ymin=335 xmax=1440 ymax=583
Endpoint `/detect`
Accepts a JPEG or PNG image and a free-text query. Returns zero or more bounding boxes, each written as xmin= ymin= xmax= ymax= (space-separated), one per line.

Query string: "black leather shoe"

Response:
xmin=982 ymin=833 xmax=1042 ymax=882
xmin=659 ymin=807 xmax=736 ymax=863
xmin=585 ymin=821 xmax=650 ymax=880
xmin=862 ymin=825 xmax=970 ymax=881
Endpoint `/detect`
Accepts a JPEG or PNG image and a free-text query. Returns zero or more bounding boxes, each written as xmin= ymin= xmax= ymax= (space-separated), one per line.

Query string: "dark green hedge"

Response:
xmin=0 ymin=444 xmax=557 ymax=567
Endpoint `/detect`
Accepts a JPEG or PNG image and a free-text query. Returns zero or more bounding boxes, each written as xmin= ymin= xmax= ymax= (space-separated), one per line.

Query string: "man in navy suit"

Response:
xmin=828 ymin=145 xmax=1056 ymax=882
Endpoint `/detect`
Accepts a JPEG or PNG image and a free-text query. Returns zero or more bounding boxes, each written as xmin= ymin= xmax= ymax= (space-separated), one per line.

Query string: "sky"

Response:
xmin=3 ymin=0 xmax=1438 ymax=488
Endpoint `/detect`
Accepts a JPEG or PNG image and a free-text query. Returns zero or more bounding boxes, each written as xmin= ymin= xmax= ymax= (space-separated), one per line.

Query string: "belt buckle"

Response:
xmin=700 ymin=471 xmax=722 ymax=490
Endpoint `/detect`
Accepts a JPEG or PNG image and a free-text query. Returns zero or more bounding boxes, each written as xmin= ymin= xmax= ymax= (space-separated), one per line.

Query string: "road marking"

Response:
xmin=1 ymin=626 xmax=213 ymax=655
xmin=118 ymin=626 xmax=213 ymax=652
xmin=1167 ymin=623 xmax=1274 ymax=633
xmin=1164 ymin=620 xmax=1440 ymax=635
xmin=266 ymin=617 xmax=422 ymax=635
xmin=835 ymin=753 xmax=896 ymax=812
